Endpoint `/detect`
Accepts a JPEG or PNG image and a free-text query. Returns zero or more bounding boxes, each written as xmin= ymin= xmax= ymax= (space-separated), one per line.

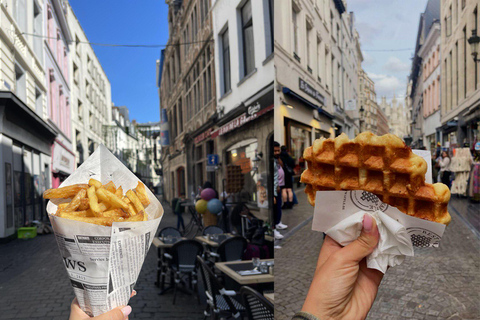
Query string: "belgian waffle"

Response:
xmin=300 ymin=132 xmax=451 ymax=225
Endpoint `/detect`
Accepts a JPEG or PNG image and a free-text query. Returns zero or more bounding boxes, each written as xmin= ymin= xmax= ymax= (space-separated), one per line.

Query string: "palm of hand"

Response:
xmin=303 ymin=236 xmax=383 ymax=320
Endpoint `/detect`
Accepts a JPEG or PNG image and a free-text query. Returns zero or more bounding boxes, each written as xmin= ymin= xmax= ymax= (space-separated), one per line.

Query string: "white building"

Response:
xmin=0 ymin=0 xmax=57 ymax=238
xmin=212 ymin=0 xmax=274 ymax=211
xmin=275 ymin=0 xmax=361 ymax=178
xmin=380 ymin=95 xmax=410 ymax=139
xmin=66 ymin=2 xmax=112 ymax=167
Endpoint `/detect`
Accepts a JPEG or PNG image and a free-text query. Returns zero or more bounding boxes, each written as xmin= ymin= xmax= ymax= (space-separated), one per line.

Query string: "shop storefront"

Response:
xmin=0 ymin=92 xmax=57 ymax=239
xmin=51 ymin=137 xmax=75 ymax=188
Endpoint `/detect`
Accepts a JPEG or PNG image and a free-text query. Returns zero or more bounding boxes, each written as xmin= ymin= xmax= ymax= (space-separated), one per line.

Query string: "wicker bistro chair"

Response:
xmin=203 ymin=226 xmax=225 ymax=236
xmin=210 ymin=236 xmax=248 ymax=262
xmin=164 ymin=239 xmax=204 ymax=304
xmin=240 ymin=286 xmax=274 ymax=320
xmin=197 ymin=256 xmax=246 ymax=320
xmin=156 ymin=227 xmax=182 ymax=290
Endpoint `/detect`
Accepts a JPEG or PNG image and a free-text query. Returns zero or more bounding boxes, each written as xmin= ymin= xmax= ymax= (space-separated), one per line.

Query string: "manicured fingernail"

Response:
xmin=122 ymin=306 xmax=132 ymax=317
xmin=132 ymin=290 xmax=137 ymax=296
xmin=363 ymin=214 xmax=373 ymax=233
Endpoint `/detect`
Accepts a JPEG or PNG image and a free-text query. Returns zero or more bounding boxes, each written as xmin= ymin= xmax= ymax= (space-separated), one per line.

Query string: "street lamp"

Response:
xmin=359 ymin=105 xmax=365 ymax=132
xmin=468 ymin=29 xmax=480 ymax=62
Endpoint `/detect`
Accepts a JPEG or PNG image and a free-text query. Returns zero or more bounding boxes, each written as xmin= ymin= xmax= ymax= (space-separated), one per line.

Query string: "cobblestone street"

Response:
xmin=0 ymin=201 xmax=205 ymax=320
xmin=275 ymin=197 xmax=480 ymax=320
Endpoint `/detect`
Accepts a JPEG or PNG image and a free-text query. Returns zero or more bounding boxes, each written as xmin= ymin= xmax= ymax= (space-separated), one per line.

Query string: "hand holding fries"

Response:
xmin=44 ymin=180 xmax=150 ymax=226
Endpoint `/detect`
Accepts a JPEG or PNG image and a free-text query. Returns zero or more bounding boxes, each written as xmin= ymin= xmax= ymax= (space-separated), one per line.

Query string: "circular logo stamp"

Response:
xmin=407 ymin=227 xmax=441 ymax=247
xmin=350 ymin=190 xmax=388 ymax=212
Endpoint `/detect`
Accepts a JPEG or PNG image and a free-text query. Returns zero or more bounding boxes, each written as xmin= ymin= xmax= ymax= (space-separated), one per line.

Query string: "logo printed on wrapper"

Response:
xmin=350 ymin=191 xmax=388 ymax=212
xmin=406 ymin=227 xmax=441 ymax=247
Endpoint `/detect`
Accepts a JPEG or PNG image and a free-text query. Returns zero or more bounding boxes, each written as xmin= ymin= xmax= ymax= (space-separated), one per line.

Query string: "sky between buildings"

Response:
xmin=349 ymin=0 xmax=429 ymax=105
xmin=70 ymin=0 xmax=428 ymax=122
xmin=69 ymin=0 xmax=169 ymax=123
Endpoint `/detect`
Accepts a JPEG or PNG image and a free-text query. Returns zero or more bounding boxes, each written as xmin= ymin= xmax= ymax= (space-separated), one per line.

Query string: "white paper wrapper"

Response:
xmin=325 ymin=210 xmax=414 ymax=273
xmin=47 ymin=145 xmax=163 ymax=317
xmin=311 ymin=149 xmax=446 ymax=272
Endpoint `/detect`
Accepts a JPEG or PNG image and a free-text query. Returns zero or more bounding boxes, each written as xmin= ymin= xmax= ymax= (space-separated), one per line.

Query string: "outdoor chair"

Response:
xmin=164 ymin=239 xmax=204 ymax=304
xmin=203 ymin=225 xmax=225 ymax=236
xmin=197 ymin=256 xmax=245 ymax=320
xmin=157 ymin=227 xmax=183 ymax=289
xmin=240 ymin=286 xmax=274 ymax=320
xmin=210 ymin=236 xmax=248 ymax=262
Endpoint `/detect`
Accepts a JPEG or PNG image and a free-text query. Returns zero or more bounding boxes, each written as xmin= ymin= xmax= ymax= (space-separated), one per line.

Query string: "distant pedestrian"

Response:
xmin=439 ymin=151 xmax=451 ymax=188
xmin=280 ymin=145 xmax=295 ymax=209
xmin=273 ymin=142 xmax=287 ymax=239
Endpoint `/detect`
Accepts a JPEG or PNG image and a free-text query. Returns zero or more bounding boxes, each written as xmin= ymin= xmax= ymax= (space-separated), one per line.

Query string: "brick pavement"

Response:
xmin=275 ymin=200 xmax=480 ymax=320
xmin=0 ymin=200 xmax=206 ymax=319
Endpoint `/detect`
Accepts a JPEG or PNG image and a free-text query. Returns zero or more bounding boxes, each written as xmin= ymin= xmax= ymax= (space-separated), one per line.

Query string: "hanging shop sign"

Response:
xmin=52 ymin=141 xmax=75 ymax=175
xmin=299 ymin=78 xmax=325 ymax=105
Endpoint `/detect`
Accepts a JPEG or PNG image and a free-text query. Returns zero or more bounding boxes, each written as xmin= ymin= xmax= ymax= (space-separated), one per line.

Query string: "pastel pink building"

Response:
xmin=418 ymin=20 xmax=441 ymax=151
xmin=45 ymin=0 xmax=75 ymax=187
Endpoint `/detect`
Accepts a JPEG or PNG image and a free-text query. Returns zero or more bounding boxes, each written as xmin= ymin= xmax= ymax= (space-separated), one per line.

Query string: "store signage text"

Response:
xmin=299 ymin=78 xmax=325 ymax=105
xmin=194 ymin=128 xmax=213 ymax=144
xmin=247 ymin=102 xmax=261 ymax=116
xmin=212 ymin=105 xmax=273 ymax=138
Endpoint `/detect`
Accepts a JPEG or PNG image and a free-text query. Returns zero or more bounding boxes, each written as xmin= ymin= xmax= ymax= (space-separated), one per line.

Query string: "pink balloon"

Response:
xmin=201 ymin=188 xmax=216 ymax=201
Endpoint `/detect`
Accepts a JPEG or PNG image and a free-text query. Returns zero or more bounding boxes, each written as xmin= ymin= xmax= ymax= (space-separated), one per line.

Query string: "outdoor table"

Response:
xmin=214 ymin=259 xmax=274 ymax=285
xmin=264 ymin=292 xmax=274 ymax=303
xmin=195 ymin=233 xmax=233 ymax=248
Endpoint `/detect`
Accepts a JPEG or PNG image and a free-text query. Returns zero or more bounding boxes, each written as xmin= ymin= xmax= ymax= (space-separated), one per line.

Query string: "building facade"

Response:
xmin=211 ymin=0 xmax=274 ymax=213
xmin=440 ymin=0 xmax=480 ymax=148
xmin=358 ymin=69 xmax=379 ymax=134
xmin=45 ymin=0 xmax=74 ymax=188
xmin=159 ymin=0 xmax=216 ymax=202
xmin=0 ymin=0 xmax=57 ymax=239
xmin=67 ymin=2 xmax=112 ymax=168
xmin=376 ymin=105 xmax=389 ymax=135
xmin=275 ymin=0 xmax=361 ymax=180
xmin=380 ymin=95 xmax=410 ymax=139
xmin=418 ymin=19 xmax=441 ymax=151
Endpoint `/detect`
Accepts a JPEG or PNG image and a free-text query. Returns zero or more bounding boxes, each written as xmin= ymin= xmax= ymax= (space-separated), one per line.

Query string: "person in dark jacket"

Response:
xmin=280 ymin=146 xmax=295 ymax=209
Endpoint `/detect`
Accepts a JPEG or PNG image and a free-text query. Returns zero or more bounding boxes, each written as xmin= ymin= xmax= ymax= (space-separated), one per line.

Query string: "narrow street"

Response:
xmin=0 ymin=201 xmax=205 ymax=320
xmin=275 ymin=190 xmax=480 ymax=320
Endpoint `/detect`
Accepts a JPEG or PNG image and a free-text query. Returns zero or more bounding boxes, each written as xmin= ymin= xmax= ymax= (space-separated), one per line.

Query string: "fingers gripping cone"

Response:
xmin=46 ymin=145 xmax=163 ymax=317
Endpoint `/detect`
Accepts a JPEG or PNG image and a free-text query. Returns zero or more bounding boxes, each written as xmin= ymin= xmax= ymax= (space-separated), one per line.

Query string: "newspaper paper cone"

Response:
xmin=47 ymin=145 xmax=163 ymax=317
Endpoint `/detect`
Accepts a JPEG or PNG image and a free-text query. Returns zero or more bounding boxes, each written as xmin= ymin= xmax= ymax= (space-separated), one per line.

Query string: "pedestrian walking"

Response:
xmin=280 ymin=145 xmax=295 ymax=209
xmin=439 ymin=151 xmax=452 ymax=188
xmin=273 ymin=142 xmax=287 ymax=240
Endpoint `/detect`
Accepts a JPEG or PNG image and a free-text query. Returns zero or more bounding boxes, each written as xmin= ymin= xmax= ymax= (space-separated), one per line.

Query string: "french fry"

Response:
xmin=65 ymin=189 xmax=87 ymax=212
xmin=59 ymin=212 xmax=114 ymax=226
xmin=125 ymin=212 xmax=144 ymax=222
xmin=103 ymin=189 xmax=129 ymax=211
xmin=126 ymin=190 xmax=144 ymax=214
xmin=97 ymin=202 xmax=109 ymax=212
xmin=96 ymin=188 xmax=109 ymax=203
xmin=115 ymin=186 xmax=123 ymax=198
xmin=60 ymin=210 xmax=92 ymax=218
xmin=78 ymin=198 xmax=90 ymax=210
xmin=88 ymin=179 xmax=103 ymax=189
xmin=43 ymin=184 xmax=89 ymax=199
xmin=104 ymin=181 xmax=116 ymax=193
xmin=57 ymin=203 xmax=69 ymax=211
xmin=127 ymin=203 xmax=137 ymax=217
xmin=100 ymin=209 xmax=126 ymax=218
xmin=134 ymin=182 xmax=150 ymax=206
xmin=87 ymin=186 xmax=101 ymax=214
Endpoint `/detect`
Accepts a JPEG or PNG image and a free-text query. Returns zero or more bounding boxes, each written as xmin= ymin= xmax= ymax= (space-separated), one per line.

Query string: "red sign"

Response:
xmin=194 ymin=128 xmax=213 ymax=144
xmin=211 ymin=104 xmax=273 ymax=138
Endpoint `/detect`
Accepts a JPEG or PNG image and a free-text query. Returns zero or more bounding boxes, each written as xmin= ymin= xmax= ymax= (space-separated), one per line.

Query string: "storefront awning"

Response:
xmin=282 ymin=87 xmax=334 ymax=120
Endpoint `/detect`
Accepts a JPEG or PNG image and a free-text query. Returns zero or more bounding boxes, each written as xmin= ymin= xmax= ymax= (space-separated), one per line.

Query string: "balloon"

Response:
xmin=207 ymin=198 xmax=223 ymax=215
xmin=201 ymin=188 xmax=216 ymax=201
xmin=195 ymin=199 xmax=208 ymax=215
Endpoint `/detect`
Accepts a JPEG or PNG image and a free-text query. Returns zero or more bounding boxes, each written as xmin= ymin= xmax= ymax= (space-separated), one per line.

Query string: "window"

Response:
xmin=241 ymin=0 xmax=255 ymax=77
xmin=75 ymin=35 xmax=81 ymax=57
xmin=73 ymin=62 xmax=79 ymax=84
xmin=203 ymin=0 xmax=209 ymax=21
xmin=15 ymin=64 xmax=26 ymax=102
xmin=265 ymin=0 xmax=274 ymax=56
xmin=193 ymin=6 xmax=198 ymax=40
xmin=78 ymin=99 xmax=83 ymax=121
xmin=293 ymin=7 xmax=299 ymax=57
xmin=89 ymin=111 xmax=93 ymax=130
xmin=446 ymin=6 xmax=452 ymax=37
xmin=221 ymin=27 xmax=231 ymax=94
xmin=47 ymin=6 xmax=54 ymax=49
xmin=464 ymin=27 xmax=467 ymax=98
xmin=178 ymin=99 xmax=183 ymax=134
xmin=57 ymin=29 xmax=62 ymax=66
xmin=33 ymin=1 xmax=43 ymax=61
xmin=35 ymin=88 xmax=42 ymax=116
xmin=306 ymin=21 xmax=312 ymax=72
xmin=13 ymin=0 xmax=27 ymax=33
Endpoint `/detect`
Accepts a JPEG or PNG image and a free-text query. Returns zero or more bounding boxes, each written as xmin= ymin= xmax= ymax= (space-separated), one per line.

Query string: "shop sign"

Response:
xmin=194 ymin=128 xmax=213 ymax=144
xmin=299 ymin=78 xmax=325 ymax=105
xmin=212 ymin=105 xmax=274 ymax=138
xmin=207 ymin=154 xmax=219 ymax=165
xmin=206 ymin=165 xmax=216 ymax=172
xmin=345 ymin=99 xmax=356 ymax=111
xmin=52 ymin=141 xmax=75 ymax=175
xmin=234 ymin=157 xmax=252 ymax=174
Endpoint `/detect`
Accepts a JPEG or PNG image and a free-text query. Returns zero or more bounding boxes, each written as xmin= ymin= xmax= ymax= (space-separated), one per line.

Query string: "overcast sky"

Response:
xmin=348 ymin=0 xmax=429 ymax=105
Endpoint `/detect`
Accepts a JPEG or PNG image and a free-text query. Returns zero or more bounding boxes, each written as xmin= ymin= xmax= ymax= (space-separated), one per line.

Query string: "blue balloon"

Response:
xmin=207 ymin=199 xmax=223 ymax=215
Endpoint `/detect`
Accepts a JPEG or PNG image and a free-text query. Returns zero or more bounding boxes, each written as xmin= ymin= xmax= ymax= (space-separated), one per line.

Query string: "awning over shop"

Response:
xmin=282 ymin=87 xmax=334 ymax=120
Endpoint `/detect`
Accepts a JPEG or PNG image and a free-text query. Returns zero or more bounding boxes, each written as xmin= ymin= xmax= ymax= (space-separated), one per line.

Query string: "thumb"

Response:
xmin=340 ymin=214 xmax=380 ymax=264
xmin=94 ymin=306 xmax=132 ymax=320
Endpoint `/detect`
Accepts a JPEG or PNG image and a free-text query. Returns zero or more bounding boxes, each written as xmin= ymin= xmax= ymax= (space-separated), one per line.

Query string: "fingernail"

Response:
xmin=122 ymin=306 xmax=132 ymax=317
xmin=132 ymin=290 xmax=137 ymax=296
xmin=363 ymin=214 xmax=373 ymax=233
